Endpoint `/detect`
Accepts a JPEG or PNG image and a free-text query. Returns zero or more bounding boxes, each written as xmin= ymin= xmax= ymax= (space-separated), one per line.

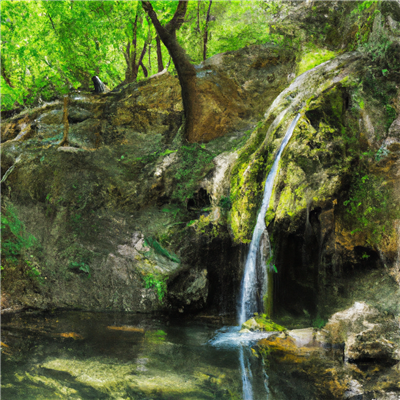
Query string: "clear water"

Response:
xmin=1 ymin=311 xmax=319 ymax=400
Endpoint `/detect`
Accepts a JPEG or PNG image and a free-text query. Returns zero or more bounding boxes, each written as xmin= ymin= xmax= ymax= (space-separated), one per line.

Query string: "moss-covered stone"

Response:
xmin=241 ymin=315 xmax=286 ymax=332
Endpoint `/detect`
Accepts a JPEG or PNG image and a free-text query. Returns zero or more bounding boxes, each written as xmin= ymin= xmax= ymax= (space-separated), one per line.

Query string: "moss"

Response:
xmin=229 ymin=117 xmax=278 ymax=243
xmin=241 ymin=315 xmax=286 ymax=332
xmin=297 ymin=47 xmax=337 ymax=76
xmin=270 ymin=87 xmax=358 ymax=227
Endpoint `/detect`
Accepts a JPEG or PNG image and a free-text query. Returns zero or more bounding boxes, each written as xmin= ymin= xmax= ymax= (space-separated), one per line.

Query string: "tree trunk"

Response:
xmin=59 ymin=96 xmax=69 ymax=147
xmin=203 ymin=1 xmax=213 ymax=61
xmin=1 ymin=56 xmax=14 ymax=88
xmin=141 ymin=0 xmax=203 ymax=142
xmin=123 ymin=15 xmax=150 ymax=84
xmin=140 ymin=61 xmax=148 ymax=78
xmin=156 ymin=36 xmax=164 ymax=72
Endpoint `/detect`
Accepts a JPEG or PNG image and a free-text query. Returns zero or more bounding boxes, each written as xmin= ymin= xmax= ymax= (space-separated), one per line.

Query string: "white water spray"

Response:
xmin=238 ymin=114 xmax=301 ymax=326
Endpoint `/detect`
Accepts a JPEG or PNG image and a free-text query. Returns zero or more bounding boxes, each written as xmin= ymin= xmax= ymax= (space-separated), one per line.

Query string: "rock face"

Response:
xmin=0 ymin=44 xmax=295 ymax=314
xmin=325 ymin=302 xmax=400 ymax=364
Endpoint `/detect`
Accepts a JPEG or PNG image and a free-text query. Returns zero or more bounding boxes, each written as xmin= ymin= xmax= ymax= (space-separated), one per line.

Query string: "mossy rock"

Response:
xmin=241 ymin=315 xmax=286 ymax=332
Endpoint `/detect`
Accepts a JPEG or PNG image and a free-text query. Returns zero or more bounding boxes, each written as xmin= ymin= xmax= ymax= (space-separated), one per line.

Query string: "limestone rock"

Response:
xmin=168 ymin=268 xmax=209 ymax=312
xmin=325 ymin=302 xmax=400 ymax=364
xmin=389 ymin=116 xmax=400 ymax=138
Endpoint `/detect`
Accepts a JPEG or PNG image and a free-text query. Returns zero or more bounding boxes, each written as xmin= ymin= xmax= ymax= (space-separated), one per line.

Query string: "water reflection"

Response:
xmin=1 ymin=311 xmax=322 ymax=399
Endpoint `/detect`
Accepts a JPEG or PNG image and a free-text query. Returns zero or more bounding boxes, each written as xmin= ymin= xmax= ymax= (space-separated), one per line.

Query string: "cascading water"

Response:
xmin=237 ymin=113 xmax=301 ymax=400
xmin=238 ymin=113 xmax=301 ymax=326
xmin=208 ymin=52 xmax=360 ymax=400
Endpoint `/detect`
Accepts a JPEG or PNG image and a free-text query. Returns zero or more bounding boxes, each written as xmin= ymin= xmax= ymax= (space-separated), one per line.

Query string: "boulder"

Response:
xmin=324 ymin=302 xmax=400 ymax=364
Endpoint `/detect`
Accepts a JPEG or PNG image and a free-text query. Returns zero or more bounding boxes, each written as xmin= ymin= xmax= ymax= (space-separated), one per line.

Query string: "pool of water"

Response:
xmin=1 ymin=311 xmax=320 ymax=400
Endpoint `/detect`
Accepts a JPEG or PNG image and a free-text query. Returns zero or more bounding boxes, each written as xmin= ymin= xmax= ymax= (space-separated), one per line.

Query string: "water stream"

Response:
xmin=238 ymin=114 xmax=301 ymax=326
xmin=235 ymin=113 xmax=301 ymax=399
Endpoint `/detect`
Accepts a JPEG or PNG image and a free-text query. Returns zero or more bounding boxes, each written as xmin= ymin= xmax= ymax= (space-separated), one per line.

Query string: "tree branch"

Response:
xmin=141 ymin=2 xmax=166 ymax=38
xmin=138 ymin=42 xmax=147 ymax=66
xmin=1 ymin=56 xmax=14 ymax=88
xmin=203 ymin=0 xmax=212 ymax=61
xmin=46 ymin=12 xmax=56 ymax=32
xmin=165 ymin=1 xmax=188 ymax=34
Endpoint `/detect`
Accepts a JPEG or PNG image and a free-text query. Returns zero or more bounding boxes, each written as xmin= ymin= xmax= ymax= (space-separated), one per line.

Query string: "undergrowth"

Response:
xmin=342 ymin=168 xmax=397 ymax=246
xmin=145 ymin=236 xmax=180 ymax=263
xmin=1 ymin=203 xmax=44 ymax=283
xmin=173 ymin=144 xmax=214 ymax=203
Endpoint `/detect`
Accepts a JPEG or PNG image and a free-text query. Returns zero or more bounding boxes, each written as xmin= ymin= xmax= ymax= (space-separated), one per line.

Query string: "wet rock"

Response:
xmin=57 ymin=146 xmax=85 ymax=154
xmin=241 ymin=315 xmax=285 ymax=332
xmin=37 ymin=109 xmax=63 ymax=125
xmin=168 ymin=268 xmax=209 ymax=312
xmin=258 ymin=329 xmax=349 ymax=400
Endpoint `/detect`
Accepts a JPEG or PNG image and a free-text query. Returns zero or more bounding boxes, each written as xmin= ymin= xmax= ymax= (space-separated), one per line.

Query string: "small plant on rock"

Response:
xmin=143 ymin=274 xmax=167 ymax=302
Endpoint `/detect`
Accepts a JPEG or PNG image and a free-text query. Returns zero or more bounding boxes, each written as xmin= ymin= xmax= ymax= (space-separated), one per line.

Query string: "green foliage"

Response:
xmin=173 ymin=144 xmax=214 ymax=202
xmin=359 ymin=64 xmax=398 ymax=134
xmin=2 ymin=0 xmax=290 ymax=111
xmin=143 ymin=274 xmax=167 ymax=302
xmin=218 ymin=196 xmax=232 ymax=210
xmin=68 ymin=261 xmax=91 ymax=277
xmin=1 ymin=204 xmax=44 ymax=283
xmin=342 ymin=171 xmax=397 ymax=245
xmin=145 ymin=329 xmax=167 ymax=344
xmin=193 ymin=214 xmax=214 ymax=237
xmin=144 ymin=237 xmax=180 ymax=263
xmin=25 ymin=259 xmax=45 ymax=285
xmin=1 ymin=204 xmax=36 ymax=264
xmin=358 ymin=1 xmax=376 ymax=12
xmin=312 ymin=315 xmax=327 ymax=329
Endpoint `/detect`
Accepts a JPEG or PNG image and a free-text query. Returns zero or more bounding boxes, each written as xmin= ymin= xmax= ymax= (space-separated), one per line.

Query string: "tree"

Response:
xmin=122 ymin=3 xmax=153 ymax=83
xmin=142 ymin=1 xmax=221 ymax=142
xmin=1 ymin=0 xmax=282 ymax=112
xmin=203 ymin=1 xmax=213 ymax=61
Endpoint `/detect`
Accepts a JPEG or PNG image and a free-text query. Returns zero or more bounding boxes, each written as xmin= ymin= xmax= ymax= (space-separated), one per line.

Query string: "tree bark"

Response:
xmin=140 ymin=61 xmax=148 ymax=78
xmin=59 ymin=96 xmax=69 ymax=147
xmin=156 ymin=36 xmax=164 ymax=72
xmin=123 ymin=12 xmax=151 ymax=84
xmin=141 ymin=0 xmax=202 ymax=142
xmin=203 ymin=1 xmax=213 ymax=61
xmin=1 ymin=56 xmax=14 ymax=88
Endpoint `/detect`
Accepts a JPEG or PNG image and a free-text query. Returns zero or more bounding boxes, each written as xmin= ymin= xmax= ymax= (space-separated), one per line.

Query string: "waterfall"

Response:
xmin=208 ymin=52 xmax=360 ymax=400
xmin=238 ymin=114 xmax=301 ymax=326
